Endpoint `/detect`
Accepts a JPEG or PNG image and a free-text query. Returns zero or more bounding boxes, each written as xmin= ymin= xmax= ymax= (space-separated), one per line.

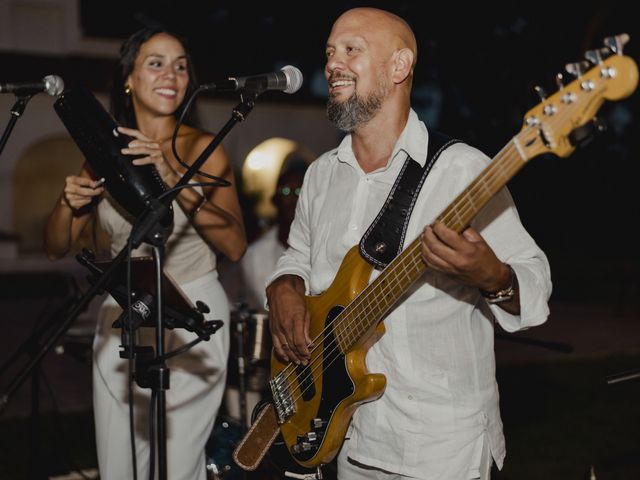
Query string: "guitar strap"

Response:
xmin=359 ymin=130 xmax=461 ymax=269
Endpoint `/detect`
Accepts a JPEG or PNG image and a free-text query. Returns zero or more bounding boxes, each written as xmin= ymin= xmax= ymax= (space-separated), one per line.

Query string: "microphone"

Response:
xmin=0 ymin=75 xmax=65 ymax=96
xmin=202 ymin=65 xmax=303 ymax=94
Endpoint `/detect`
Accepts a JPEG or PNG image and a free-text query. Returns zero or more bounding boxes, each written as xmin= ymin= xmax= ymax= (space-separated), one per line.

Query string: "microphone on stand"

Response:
xmin=0 ymin=75 xmax=65 ymax=96
xmin=201 ymin=65 xmax=303 ymax=94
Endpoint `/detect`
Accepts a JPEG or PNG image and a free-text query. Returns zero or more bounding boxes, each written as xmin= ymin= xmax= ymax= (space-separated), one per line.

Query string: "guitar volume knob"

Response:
xmin=311 ymin=417 xmax=327 ymax=429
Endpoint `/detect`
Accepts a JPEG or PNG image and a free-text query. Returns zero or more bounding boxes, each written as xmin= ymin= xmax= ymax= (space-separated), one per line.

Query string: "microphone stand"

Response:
xmin=119 ymin=91 xmax=260 ymax=480
xmin=0 ymin=94 xmax=33 ymax=159
xmin=0 ymin=91 xmax=260 ymax=480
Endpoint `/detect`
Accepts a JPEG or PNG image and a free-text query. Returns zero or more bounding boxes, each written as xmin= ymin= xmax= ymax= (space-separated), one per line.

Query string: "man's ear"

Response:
xmin=391 ymin=48 xmax=414 ymax=84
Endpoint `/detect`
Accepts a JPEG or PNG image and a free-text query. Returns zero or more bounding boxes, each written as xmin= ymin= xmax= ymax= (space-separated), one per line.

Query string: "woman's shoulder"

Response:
xmin=170 ymin=125 xmax=218 ymax=156
xmin=176 ymin=125 xmax=213 ymax=144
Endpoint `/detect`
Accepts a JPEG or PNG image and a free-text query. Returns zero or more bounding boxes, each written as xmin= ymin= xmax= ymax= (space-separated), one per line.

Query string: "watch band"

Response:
xmin=481 ymin=265 xmax=517 ymax=304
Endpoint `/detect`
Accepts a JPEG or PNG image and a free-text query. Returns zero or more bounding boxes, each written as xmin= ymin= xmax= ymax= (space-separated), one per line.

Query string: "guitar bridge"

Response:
xmin=270 ymin=372 xmax=296 ymax=423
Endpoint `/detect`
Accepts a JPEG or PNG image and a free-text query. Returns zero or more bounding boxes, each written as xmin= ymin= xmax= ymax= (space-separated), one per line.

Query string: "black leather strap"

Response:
xmin=359 ymin=131 xmax=461 ymax=269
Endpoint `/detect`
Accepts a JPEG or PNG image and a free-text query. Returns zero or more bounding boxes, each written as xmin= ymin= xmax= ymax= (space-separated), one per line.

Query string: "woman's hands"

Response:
xmin=118 ymin=126 xmax=179 ymax=186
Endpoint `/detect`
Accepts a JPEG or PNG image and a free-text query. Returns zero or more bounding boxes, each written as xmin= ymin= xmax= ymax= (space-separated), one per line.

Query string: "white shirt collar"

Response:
xmin=332 ymin=109 xmax=429 ymax=171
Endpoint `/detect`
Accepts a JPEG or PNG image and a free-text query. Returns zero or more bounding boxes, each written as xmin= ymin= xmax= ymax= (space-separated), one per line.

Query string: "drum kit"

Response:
xmin=206 ymin=304 xmax=272 ymax=480
xmin=207 ymin=305 xmax=334 ymax=480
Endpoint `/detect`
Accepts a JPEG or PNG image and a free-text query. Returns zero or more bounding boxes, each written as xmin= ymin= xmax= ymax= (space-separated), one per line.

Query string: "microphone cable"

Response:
xmin=170 ymin=85 xmax=231 ymax=185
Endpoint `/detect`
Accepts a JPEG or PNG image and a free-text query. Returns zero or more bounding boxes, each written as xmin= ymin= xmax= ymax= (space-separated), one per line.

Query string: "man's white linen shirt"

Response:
xmin=268 ymin=110 xmax=552 ymax=479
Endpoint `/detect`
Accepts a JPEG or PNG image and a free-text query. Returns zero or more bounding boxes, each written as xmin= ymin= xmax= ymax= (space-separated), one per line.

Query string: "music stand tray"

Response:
xmin=82 ymin=254 xmax=218 ymax=338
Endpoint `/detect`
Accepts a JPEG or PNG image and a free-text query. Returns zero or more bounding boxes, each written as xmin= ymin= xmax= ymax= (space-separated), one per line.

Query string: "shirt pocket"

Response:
xmin=405 ymin=369 xmax=455 ymax=435
xmin=308 ymin=222 xmax=337 ymax=292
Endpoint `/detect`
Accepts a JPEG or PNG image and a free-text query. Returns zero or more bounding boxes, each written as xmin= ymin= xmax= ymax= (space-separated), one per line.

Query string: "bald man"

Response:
xmin=266 ymin=8 xmax=551 ymax=480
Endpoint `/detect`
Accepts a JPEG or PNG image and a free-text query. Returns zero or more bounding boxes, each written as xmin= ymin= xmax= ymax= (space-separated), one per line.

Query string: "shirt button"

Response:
xmin=407 ymin=395 xmax=413 ymax=400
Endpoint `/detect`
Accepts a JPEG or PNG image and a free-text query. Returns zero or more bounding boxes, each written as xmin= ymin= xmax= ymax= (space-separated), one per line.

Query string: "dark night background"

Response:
xmin=2 ymin=1 xmax=640 ymax=479
xmin=69 ymin=0 xmax=640 ymax=304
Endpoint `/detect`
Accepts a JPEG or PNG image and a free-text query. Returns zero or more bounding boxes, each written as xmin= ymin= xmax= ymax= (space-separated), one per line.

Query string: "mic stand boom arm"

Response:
xmin=129 ymin=92 xmax=258 ymax=248
xmin=0 ymin=94 xmax=33 ymax=160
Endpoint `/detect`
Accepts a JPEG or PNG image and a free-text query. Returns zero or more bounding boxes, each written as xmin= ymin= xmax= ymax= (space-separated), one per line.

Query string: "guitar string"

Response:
xmin=277 ymin=88 xmax=582 ymax=405
xmin=314 ymin=90 xmax=583 ymax=351
xmin=283 ymin=58 xmax=599 ymax=385
xmin=275 ymin=138 xmax=528 ymax=406
xmin=279 ymin=70 xmax=608 ymax=412
xmin=298 ymin=141 xmax=525 ymax=369
xmin=277 ymin=141 xmax=530 ymax=411
xmin=276 ymin=83 xmax=601 ymax=419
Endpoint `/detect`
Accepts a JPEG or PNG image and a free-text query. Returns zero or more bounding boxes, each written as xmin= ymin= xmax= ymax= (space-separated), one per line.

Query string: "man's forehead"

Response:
xmin=326 ymin=32 xmax=368 ymax=48
xmin=328 ymin=8 xmax=415 ymax=54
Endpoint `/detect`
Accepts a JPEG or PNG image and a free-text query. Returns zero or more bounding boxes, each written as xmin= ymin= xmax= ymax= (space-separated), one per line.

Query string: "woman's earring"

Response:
xmin=124 ymin=84 xmax=132 ymax=95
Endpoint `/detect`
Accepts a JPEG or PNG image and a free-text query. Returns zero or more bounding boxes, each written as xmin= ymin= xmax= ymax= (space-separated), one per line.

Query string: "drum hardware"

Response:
xmin=284 ymin=466 xmax=324 ymax=479
xmin=211 ymin=305 xmax=276 ymax=479
xmin=234 ymin=307 xmax=250 ymax=434
xmin=227 ymin=305 xmax=272 ymax=428
xmin=205 ymin=416 xmax=243 ymax=480
xmin=210 ymin=305 xmax=270 ymax=479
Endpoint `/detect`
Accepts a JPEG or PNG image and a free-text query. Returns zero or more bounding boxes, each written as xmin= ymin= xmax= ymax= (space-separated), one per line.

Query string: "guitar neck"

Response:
xmin=336 ymin=139 xmax=527 ymax=350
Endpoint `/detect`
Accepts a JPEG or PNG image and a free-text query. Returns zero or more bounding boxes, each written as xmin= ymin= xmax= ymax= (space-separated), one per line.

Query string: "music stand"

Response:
xmin=85 ymin=255 xmax=219 ymax=336
xmin=79 ymin=251 xmax=222 ymax=375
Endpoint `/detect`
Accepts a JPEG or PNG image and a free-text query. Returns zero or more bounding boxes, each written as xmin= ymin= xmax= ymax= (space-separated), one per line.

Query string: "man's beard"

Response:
xmin=326 ymin=78 xmax=387 ymax=132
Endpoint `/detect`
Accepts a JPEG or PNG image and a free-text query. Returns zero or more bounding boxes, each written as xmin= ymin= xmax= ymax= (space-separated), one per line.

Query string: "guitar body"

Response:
xmin=270 ymin=245 xmax=387 ymax=468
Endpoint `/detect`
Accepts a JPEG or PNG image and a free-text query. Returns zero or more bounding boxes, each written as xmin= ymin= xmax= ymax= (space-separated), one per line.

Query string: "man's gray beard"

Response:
xmin=326 ymin=89 xmax=385 ymax=132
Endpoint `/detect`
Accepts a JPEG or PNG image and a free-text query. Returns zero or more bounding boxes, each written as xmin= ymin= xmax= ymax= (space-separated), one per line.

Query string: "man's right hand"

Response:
xmin=266 ymin=274 xmax=312 ymax=365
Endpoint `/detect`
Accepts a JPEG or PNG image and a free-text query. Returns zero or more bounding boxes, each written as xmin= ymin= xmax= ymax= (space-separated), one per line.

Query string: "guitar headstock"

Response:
xmin=515 ymin=34 xmax=638 ymax=161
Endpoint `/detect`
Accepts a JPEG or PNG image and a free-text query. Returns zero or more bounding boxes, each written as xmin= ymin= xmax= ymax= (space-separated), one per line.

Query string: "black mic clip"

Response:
xmin=129 ymin=198 xmax=172 ymax=248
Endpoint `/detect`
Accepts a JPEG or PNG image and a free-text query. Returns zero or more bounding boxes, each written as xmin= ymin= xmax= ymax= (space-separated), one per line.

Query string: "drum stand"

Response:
xmin=233 ymin=308 xmax=250 ymax=434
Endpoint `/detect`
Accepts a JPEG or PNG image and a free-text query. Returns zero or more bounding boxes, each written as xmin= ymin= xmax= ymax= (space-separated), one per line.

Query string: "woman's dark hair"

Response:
xmin=110 ymin=26 xmax=200 ymax=128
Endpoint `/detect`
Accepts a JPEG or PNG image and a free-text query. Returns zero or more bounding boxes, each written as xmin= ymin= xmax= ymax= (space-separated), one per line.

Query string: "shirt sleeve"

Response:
xmin=472 ymin=185 xmax=552 ymax=332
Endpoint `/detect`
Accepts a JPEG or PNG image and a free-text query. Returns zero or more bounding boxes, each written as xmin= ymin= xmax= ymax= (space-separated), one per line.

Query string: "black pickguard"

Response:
xmin=293 ymin=305 xmax=355 ymax=462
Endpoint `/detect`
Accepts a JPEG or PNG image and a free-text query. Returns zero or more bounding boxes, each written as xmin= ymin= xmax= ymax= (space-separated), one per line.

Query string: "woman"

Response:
xmin=44 ymin=27 xmax=246 ymax=479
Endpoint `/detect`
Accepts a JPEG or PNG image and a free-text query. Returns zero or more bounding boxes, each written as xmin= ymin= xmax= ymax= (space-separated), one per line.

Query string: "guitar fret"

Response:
xmin=336 ymin=145 xmax=530 ymax=354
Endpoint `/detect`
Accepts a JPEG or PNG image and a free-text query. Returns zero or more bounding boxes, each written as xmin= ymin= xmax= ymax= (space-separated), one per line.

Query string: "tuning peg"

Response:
xmin=534 ymin=85 xmax=547 ymax=101
xmin=604 ymin=33 xmax=630 ymax=55
xmin=555 ymin=73 xmax=564 ymax=90
xmin=584 ymin=47 xmax=610 ymax=65
xmin=565 ymin=61 xmax=590 ymax=77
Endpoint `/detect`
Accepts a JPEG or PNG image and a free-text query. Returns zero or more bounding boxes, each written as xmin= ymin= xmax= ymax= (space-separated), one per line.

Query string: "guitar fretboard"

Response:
xmin=334 ymin=139 xmax=528 ymax=351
